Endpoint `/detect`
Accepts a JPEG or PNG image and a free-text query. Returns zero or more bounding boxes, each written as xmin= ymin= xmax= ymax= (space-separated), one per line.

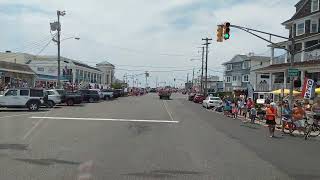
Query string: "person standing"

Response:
xmin=311 ymin=98 xmax=320 ymax=127
xmin=281 ymin=102 xmax=292 ymax=135
xmin=265 ymin=104 xmax=277 ymax=137
xmin=250 ymin=107 xmax=257 ymax=124
xmin=247 ymin=97 xmax=254 ymax=119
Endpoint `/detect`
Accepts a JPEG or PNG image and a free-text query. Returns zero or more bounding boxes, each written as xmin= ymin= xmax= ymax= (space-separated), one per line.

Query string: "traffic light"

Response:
xmin=223 ymin=22 xmax=231 ymax=40
xmin=216 ymin=25 xmax=223 ymax=42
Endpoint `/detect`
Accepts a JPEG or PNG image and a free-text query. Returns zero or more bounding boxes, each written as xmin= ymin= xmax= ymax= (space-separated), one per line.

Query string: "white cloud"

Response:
xmin=0 ymin=0 xmax=299 ymax=87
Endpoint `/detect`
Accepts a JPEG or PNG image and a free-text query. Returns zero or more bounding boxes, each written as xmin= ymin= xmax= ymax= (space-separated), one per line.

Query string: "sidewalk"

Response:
xmin=209 ymin=108 xmax=307 ymax=136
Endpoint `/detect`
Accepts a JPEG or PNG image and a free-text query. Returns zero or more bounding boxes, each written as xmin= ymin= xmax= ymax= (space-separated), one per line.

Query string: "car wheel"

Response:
xmin=28 ymin=101 xmax=39 ymax=111
xmin=47 ymin=100 xmax=55 ymax=108
xmin=67 ymin=99 xmax=74 ymax=106
xmin=89 ymin=97 xmax=94 ymax=103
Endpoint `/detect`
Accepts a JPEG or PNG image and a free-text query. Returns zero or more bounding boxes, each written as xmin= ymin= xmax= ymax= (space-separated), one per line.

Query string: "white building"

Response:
xmin=0 ymin=52 xmax=114 ymax=88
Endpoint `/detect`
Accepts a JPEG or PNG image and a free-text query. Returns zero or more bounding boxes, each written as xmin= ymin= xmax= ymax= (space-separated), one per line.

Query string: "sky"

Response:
xmin=0 ymin=0 xmax=299 ymax=87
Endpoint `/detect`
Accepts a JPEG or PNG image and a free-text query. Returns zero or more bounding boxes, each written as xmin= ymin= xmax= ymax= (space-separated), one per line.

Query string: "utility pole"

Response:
xmin=200 ymin=46 xmax=204 ymax=94
xmin=187 ymin=73 xmax=189 ymax=83
xmin=192 ymin=68 xmax=195 ymax=88
xmin=55 ymin=10 xmax=66 ymax=88
xmin=202 ymin=38 xmax=212 ymax=97
xmin=289 ymin=38 xmax=295 ymax=109
xmin=156 ymin=76 xmax=158 ymax=88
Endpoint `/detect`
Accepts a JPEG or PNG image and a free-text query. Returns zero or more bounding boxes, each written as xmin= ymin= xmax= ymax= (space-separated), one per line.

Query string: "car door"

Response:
xmin=18 ymin=89 xmax=30 ymax=105
xmin=203 ymin=97 xmax=209 ymax=106
xmin=5 ymin=89 xmax=19 ymax=106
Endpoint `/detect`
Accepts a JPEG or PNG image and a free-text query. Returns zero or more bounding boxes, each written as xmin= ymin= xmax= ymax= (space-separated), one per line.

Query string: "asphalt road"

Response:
xmin=0 ymin=93 xmax=319 ymax=180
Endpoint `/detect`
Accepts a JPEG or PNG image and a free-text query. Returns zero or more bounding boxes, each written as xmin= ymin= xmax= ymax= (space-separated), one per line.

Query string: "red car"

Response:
xmin=193 ymin=94 xmax=205 ymax=103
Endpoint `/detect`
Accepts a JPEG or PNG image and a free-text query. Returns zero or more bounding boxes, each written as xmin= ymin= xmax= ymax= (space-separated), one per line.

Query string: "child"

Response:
xmin=250 ymin=107 xmax=257 ymax=124
xmin=232 ymin=104 xmax=239 ymax=119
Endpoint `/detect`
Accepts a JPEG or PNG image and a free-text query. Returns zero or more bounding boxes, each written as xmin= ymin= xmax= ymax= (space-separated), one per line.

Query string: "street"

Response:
xmin=0 ymin=93 xmax=318 ymax=180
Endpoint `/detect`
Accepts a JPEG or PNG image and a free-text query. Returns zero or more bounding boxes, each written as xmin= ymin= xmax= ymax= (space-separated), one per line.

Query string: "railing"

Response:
xmin=304 ymin=49 xmax=320 ymax=61
xmin=256 ymin=84 xmax=269 ymax=91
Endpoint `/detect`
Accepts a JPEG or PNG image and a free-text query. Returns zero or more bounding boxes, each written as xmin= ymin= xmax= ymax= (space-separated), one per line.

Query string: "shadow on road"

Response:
xmin=0 ymin=109 xmax=49 ymax=112
xmin=128 ymin=123 xmax=152 ymax=135
xmin=14 ymin=158 xmax=80 ymax=166
xmin=0 ymin=144 xmax=28 ymax=151
xmin=123 ymin=169 xmax=203 ymax=178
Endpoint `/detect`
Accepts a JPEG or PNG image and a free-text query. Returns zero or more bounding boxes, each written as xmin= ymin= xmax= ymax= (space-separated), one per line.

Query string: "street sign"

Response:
xmin=288 ymin=68 xmax=299 ymax=77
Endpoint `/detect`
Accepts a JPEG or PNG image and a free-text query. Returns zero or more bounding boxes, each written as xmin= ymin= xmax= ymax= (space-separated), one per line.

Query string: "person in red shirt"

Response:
xmin=265 ymin=104 xmax=277 ymax=137
xmin=246 ymin=97 xmax=254 ymax=119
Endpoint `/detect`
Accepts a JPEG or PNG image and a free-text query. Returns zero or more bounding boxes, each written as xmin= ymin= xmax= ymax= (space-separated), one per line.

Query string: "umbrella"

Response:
xmin=272 ymin=89 xmax=301 ymax=95
xmin=316 ymin=88 xmax=320 ymax=94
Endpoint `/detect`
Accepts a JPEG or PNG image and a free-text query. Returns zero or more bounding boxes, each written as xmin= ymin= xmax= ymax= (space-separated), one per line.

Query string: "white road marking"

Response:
xmin=162 ymin=100 xmax=174 ymax=121
xmin=30 ymin=116 xmax=179 ymax=123
xmin=0 ymin=112 xmax=47 ymax=119
xmin=22 ymin=119 xmax=44 ymax=140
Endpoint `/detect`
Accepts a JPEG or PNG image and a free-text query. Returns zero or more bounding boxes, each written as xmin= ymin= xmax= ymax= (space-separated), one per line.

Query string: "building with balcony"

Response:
xmin=222 ymin=54 xmax=270 ymax=93
xmin=255 ymin=0 xmax=320 ymax=91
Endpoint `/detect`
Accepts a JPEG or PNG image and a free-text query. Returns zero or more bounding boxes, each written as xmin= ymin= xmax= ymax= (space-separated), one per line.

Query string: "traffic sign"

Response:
xmin=288 ymin=68 xmax=299 ymax=77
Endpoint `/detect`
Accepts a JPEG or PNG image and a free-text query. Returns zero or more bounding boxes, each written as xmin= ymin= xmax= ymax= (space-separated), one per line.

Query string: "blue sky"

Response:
xmin=0 ymin=0 xmax=298 ymax=87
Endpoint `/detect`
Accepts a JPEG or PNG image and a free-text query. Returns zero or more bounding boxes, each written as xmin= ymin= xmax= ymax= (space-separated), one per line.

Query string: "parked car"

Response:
xmin=44 ymin=89 xmax=62 ymax=108
xmin=0 ymin=88 xmax=45 ymax=111
xmin=79 ymin=89 xmax=100 ymax=103
xmin=112 ymin=89 xmax=122 ymax=98
xmin=57 ymin=89 xmax=83 ymax=106
xmin=193 ymin=94 xmax=205 ymax=103
xmin=202 ymin=96 xmax=222 ymax=109
xmin=188 ymin=93 xmax=196 ymax=101
xmin=101 ymin=89 xmax=114 ymax=100
xmin=150 ymin=88 xmax=157 ymax=93
xmin=91 ymin=89 xmax=104 ymax=99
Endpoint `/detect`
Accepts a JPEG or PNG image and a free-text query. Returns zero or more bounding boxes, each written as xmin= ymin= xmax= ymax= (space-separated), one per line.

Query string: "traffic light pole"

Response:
xmin=57 ymin=11 xmax=61 ymax=88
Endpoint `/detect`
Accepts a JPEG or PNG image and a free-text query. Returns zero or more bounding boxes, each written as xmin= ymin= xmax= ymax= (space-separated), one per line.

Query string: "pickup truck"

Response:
xmin=101 ymin=89 xmax=114 ymax=100
xmin=56 ymin=90 xmax=83 ymax=106
xmin=158 ymin=89 xmax=171 ymax=100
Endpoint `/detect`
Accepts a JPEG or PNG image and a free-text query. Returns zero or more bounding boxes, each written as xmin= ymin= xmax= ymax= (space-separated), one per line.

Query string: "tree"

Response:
xmin=111 ymin=83 xmax=122 ymax=89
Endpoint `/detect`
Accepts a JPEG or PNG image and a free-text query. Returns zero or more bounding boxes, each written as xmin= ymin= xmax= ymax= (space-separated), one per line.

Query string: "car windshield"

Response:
xmin=1 ymin=1 xmax=318 ymax=179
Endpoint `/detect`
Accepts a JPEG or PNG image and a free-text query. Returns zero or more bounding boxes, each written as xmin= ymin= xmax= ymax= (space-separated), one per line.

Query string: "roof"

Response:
xmin=96 ymin=61 xmax=114 ymax=67
xmin=254 ymin=60 xmax=320 ymax=72
xmin=282 ymin=0 xmax=319 ymax=25
xmin=222 ymin=55 xmax=270 ymax=65
xmin=72 ymin=61 xmax=101 ymax=71
xmin=0 ymin=61 xmax=35 ymax=75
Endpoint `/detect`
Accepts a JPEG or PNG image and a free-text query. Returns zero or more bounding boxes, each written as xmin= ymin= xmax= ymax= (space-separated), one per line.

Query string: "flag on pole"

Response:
xmin=301 ymin=78 xmax=316 ymax=99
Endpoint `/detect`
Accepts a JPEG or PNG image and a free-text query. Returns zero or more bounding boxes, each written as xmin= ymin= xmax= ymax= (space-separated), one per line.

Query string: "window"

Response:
xmin=260 ymin=74 xmax=270 ymax=79
xmin=296 ymin=22 xmax=305 ymax=36
xmin=232 ymin=76 xmax=237 ymax=82
xmin=46 ymin=91 xmax=55 ymax=95
xmin=312 ymin=0 xmax=319 ymax=12
xmin=6 ymin=90 xmax=17 ymax=96
xmin=311 ymin=19 xmax=318 ymax=33
xmin=242 ymin=75 xmax=249 ymax=82
xmin=30 ymin=89 xmax=44 ymax=97
xmin=37 ymin=67 xmax=44 ymax=72
xmin=20 ymin=90 xmax=29 ymax=96
xmin=226 ymin=64 xmax=232 ymax=71
xmin=226 ymin=76 xmax=231 ymax=83
xmin=242 ymin=61 xmax=250 ymax=69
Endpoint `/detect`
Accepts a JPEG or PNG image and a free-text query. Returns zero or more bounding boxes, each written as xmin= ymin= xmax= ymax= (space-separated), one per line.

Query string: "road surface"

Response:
xmin=0 ymin=93 xmax=319 ymax=180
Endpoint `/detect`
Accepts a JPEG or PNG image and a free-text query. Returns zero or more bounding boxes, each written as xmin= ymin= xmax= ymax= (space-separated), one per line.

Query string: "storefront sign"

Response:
xmin=302 ymin=78 xmax=315 ymax=99
xmin=288 ymin=68 xmax=299 ymax=77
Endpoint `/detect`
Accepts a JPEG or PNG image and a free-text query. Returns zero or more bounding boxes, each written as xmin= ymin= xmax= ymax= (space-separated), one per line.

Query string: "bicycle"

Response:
xmin=304 ymin=116 xmax=320 ymax=140
xmin=282 ymin=117 xmax=308 ymax=136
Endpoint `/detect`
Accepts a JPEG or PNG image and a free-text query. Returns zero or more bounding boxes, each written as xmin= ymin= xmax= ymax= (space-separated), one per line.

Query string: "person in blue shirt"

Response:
xmin=282 ymin=102 xmax=292 ymax=134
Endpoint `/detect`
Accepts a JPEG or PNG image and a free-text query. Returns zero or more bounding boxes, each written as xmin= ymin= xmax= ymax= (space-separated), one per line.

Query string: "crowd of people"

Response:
xmin=220 ymin=95 xmax=320 ymax=138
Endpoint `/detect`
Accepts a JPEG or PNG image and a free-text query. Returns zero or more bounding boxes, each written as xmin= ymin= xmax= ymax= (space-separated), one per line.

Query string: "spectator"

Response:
xmin=247 ymin=97 xmax=254 ymax=119
xmin=266 ymin=103 xmax=277 ymax=137
xmin=250 ymin=107 xmax=257 ymax=124
xmin=232 ymin=103 xmax=239 ymax=119
xmin=292 ymin=102 xmax=306 ymax=134
xmin=281 ymin=102 xmax=292 ymax=134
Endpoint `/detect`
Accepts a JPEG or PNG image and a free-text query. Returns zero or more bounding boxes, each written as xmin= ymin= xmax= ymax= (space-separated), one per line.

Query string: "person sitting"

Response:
xmin=292 ymin=102 xmax=306 ymax=134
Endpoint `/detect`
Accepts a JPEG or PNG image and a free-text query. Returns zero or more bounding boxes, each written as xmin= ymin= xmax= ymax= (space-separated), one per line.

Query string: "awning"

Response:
xmin=36 ymin=74 xmax=69 ymax=81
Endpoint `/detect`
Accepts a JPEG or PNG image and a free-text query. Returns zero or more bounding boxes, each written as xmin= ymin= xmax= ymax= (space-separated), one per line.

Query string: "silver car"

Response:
xmin=45 ymin=89 xmax=62 ymax=107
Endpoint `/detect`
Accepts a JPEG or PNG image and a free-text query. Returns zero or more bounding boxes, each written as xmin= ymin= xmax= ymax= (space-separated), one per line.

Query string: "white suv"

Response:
xmin=45 ymin=90 xmax=62 ymax=107
xmin=0 ymin=89 xmax=45 ymax=111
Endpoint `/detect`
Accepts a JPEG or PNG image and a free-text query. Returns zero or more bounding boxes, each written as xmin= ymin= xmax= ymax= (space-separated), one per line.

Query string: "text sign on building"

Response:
xmin=301 ymin=78 xmax=315 ymax=99
xmin=288 ymin=68 xmax=299 ymax=77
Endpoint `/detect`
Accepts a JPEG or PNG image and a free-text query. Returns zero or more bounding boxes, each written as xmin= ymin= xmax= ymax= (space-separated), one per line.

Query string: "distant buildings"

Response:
xmin=0 ymin=52 xmax=115 ymax=89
